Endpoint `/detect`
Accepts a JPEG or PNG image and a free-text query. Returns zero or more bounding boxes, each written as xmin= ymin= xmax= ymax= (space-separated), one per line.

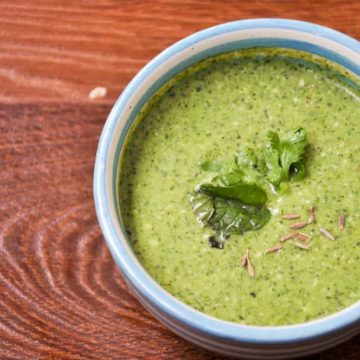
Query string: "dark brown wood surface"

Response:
xmin=1 ymin=1 xmax=359 ymax=359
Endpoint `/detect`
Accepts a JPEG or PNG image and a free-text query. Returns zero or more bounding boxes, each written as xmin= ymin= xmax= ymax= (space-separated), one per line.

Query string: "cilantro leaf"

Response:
xmin=289 ymin=162 xmax=305 ymax=181
xmin=268 ymin=131 xmax=281 ymax=151
xmin=263 ymin=144 xmax=283 ymax=186
xmin=235 ymin=147 xmax=258 ymax=168
xmin=264 ymin=127 xmax=307 ymax=186
xmin=280 ymin=127 xmax=307 ymax=179
xmin=235 ymin=147 xmax=266 ymax=184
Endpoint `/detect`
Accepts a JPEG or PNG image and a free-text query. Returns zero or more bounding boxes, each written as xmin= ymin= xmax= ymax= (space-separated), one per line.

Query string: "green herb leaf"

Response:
xmin=289 ymin=162 xmax=305 ymax=181
xmin=189 ymin=194 xmax=271 ymax=238
xmin=188 ymin=193 xmax=214 ymax=226
xmin=198 ymin=169 xmax=267 ymax=205
xmin=199 ymin=159 xmax=232 ymax=172
xmin=263 ymin=144 xmax=283 ymax=186
xmin=235 ymin=147 xmax=266 ymax=184
xmin=208 ymin=232 xmax=228 ymax=249
xmin=268 ymin=131 xmax=281 ymax=151
xmin=199 ymin=183 xmax=267 ymax=206
xmin=211 ymin=168 xmax=243 ymax=186
xmin=264 ymin=127 xmax=307 ymax=186
xmin=235 ymin=147 xmax=258 ymax=168
xmin=208 ymin=197 xmax=271 ymax=234
xmin=280 ymin=127 xmax=307 ymax=180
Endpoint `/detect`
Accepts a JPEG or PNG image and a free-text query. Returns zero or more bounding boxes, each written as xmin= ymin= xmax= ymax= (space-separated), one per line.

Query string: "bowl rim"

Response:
xmin=94 ymin=18 xmax=360 ymax=345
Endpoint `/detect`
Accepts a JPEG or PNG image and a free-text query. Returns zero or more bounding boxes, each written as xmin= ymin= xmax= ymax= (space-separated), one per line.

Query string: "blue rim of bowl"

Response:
xmin=94 ymin=19 xmax=360 ymax=345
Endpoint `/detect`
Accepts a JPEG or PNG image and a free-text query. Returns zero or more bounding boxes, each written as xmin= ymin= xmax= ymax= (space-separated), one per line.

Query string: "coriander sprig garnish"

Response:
xmin=264 ymin=127 xmax=307 ymax=187
xmin=189 ymin=127 xmax=309 ymax=249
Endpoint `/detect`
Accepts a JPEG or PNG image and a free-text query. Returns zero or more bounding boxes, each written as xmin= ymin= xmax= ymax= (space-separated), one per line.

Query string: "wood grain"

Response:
xmin=0 ymin=1 xmax=359 ymax=359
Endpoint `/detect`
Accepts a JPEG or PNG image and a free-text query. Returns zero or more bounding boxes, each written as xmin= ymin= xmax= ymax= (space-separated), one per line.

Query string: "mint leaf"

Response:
xmin=199 ymin=183 xmax=267 ymax=206
xmin=189 ymin=193 xmax=271 ymax=240
xmin=208 ymin=198 xmax=271 ymax=234
xmin=198 ymin=168 xmax=267 ymax=205
xmin=189 ymin=193 xmax=214 ymax=226
xmin=208 ymin=232 xmax=228 ymax=249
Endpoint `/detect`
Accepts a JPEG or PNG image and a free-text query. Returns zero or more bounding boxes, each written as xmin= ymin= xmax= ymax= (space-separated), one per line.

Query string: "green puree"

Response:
xmin=119 ymin=48 xmax=360 ymax=326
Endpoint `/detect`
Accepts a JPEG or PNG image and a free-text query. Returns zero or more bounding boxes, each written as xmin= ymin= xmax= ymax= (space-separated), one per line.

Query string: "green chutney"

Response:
xmin=118 ymin=48 xmax=360 ymax=326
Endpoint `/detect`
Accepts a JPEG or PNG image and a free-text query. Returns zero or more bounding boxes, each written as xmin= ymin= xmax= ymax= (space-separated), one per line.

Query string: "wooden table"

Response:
xmin=1 ymin=1 xmax=359 ymax=358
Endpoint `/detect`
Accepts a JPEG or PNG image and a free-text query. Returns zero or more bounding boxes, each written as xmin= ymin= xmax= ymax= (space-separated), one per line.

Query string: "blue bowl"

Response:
xmin=94 ymin=19 xmax=360 ymax=358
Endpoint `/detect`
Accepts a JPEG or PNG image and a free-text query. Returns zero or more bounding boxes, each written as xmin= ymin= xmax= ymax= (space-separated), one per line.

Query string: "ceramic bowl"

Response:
xmin=94 ymin=19 xmax=360 ymax=359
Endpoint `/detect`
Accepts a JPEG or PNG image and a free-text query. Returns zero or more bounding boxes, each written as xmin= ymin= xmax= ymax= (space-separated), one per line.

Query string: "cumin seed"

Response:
xmin=308 ymin=206 xmax=316 ymax=224
xmin=339 ymin=215 xmax=346 ymax=231
xmin=294 ymin=241 xmax=310 ymax=250
xmin=280 ymin=232 xmax=298 ymax=242
xmin=289 ymin=221 xmax=308 ymax=230
xmin=246 ymin=250 xmax=255 ymax=277
xmin=296 ymin=232 xmax=311 ymax=242
xmin=241 ymin=252 xmax=248 ymax=267
xmin=266 ymin=244 xmax=282 ymax=253
xmin=282 ymin=214 xmax=300 ymax=220
xmin=319 ymin=227 xmax=335 ymax=240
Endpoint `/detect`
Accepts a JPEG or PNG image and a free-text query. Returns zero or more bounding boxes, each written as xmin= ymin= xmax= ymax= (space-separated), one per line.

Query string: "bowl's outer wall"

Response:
xmin=94 ymin=19 xmax=360 ymax=358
